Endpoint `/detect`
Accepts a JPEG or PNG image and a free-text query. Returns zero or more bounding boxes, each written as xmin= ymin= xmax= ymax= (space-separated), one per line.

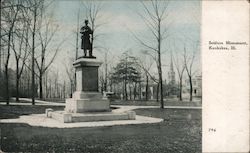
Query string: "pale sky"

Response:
xmin=24 ymin=0 xmax=201 ymax=83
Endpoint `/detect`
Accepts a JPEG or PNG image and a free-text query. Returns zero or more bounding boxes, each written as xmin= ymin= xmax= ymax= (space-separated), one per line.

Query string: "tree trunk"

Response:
xmin=159 ymin=71 xmax=164 ymax=108
xmin=129 ymin=84 xmax=132 ymax=100
xmin=5 ymin=64 xmax=9 ymax=105
xmin=189 ymin=75 xmax=193 ymax=101
xmin=27 ymin=70 xmax=30 ymax=97
xmin=70 ymin=80 xmax=73 ymax=98
xmin=133 ymin=82 xmax=137 ymax=100
xmin=157 ymin=20 xmax=164 ymax=109
xmin=49 ymin=81 xmax=52 ymax=98
xmin=0 ymin=0 xmax=1 ymax=74
xmin=179 ymin=77 xmax=183 ymax=101
xmin=156 ymin=82 xmax=159 ymax=102
xmin=63 ymin=81 xmax=65 ymax=99
xmin=145 ymin=74 xmax=149 ymax=101
xmin=124 ymin=80 xmax=128 ymax=100
xmin=45 ymin=72 xmax=48 ymax=99
xmin=16 ymin=78 xmax=20 ymax=102
xmin=138 ymin=82 xmax=140 ymax=100
xmin=104 ymin=52 xmax=107 ymax=91
xmin=16 ymin=60 xmax=19 ymax=102
xmin=39 ymin=71 xmax=43 ymax=99
xmin=139 ymin=81 xmax=141 ymax=100
xmin=5 ymin=30 xmax=12 ymax=105
xmin=110 ymin=80 xmax=113 ymax=92
xmin=56 ymin=81 xmax=58 ymax=98
xmin=31 ymin=9 xmax=37 ymax=105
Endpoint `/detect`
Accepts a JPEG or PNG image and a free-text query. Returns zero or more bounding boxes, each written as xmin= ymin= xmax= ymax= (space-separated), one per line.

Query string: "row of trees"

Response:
xmin=102 ymin=47 xmax=198 ymax=103
xmin=0 ymin=67 xmax=67 ymax=100
xmin=130 ymin=0 xmax=199 ymax=105
xmin=0 ymin=0 xmax=62 ymax=104
xmin=131 ymin=0 xmax=169 ymax=108
xmin=173 ymin=45 xmax=198 ymax=102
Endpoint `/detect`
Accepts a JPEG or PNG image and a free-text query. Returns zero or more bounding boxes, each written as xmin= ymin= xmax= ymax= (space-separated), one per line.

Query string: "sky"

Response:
xmin=36 ymin=0 xmax=201 ymax=82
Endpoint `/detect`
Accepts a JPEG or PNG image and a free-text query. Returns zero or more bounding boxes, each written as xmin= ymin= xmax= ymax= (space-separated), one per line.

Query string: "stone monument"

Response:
xmin=65 ymin=58 xmax=109 ymax=113
xmin=46 ymin=20 xmax=136 ymax=123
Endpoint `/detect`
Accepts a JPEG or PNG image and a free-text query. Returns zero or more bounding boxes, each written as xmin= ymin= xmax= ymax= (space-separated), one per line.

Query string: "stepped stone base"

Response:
xmin=46 ymin=109 xmax=136 ymax=123
xmin=47 ymin=91 xmax=136 ymax=123
xmin=65 ymin=91 xmax=110 ymax=113
xmin=65 ymin=99 xmax=110 ymax=113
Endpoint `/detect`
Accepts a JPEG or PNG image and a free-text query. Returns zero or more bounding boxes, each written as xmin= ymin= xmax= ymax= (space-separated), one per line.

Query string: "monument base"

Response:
xmin=46 ymin=109 xmax=136 ymax=123
xmin=46 ymin=57 xmax=136 ymax=123
xmin=48 ymin=91 xmax=136 ymax=123
xmin=65 ymin=91 xmax=110 ymax=113
xmin=65 ymin=99 xmax=110 ymax=113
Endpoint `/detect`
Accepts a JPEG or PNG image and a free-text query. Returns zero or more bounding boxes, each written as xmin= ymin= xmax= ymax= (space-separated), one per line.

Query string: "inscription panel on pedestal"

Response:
xmin=82 ymin=66 xmax=98 ymax=91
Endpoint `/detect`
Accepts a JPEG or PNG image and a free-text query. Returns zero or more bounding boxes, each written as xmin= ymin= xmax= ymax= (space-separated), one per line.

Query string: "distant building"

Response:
xmin=183 ymin=75 xmax=202 ymax=97
xmin=192 ymin=75 xmax=202 ymax=97
xmin=166 ymin=55 xmax=178 ymax=97
xmin=168 ymin=55 xmax=176 ymax=85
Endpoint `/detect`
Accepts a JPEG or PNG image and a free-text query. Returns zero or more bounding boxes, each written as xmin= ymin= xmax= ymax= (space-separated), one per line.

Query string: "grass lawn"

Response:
xmin=111 ymin=99 xmax=201 ymax=107
xmin=0 ymin=105 xmax=201 ymax=153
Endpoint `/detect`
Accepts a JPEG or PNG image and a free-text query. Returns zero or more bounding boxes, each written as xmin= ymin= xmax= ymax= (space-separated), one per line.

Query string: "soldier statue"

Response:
xmin=80 ymin=20 xmax=94 ymax=57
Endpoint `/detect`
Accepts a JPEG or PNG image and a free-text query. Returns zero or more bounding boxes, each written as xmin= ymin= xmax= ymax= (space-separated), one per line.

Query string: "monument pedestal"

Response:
xmin=65 ymin=91 xmax=110 ymax=113
xmin=47 ymin=57 xmax=136 ymax=123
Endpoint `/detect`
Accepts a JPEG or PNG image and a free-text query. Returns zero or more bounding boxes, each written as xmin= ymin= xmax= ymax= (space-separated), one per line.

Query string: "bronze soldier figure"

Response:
xmin=80 ymin=20 xmax=93 ymax=57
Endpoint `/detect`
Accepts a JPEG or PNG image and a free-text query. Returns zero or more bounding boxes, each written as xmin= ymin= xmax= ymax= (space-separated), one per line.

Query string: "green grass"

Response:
xmin=111 ymin=99 xmax=201 ymax=107
xmin=0 ymin=105 xmax=201 ymax=153
xmin=0 ymin=99 xmax=32 ymax=103
xmin=0 ymin=105 xmax=64 ymax=119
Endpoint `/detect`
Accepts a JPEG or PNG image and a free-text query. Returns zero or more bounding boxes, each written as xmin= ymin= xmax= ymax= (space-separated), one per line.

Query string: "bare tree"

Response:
xmin=27 ymin=0 xmax=44 ymax=105
xmin=2 ymin=1 xmax=21 ymax=104
xmin=98 ymin=50 xmax=109 ymax=93
xmin=136 ymin=53 xmax=156 ymax=101
xmin=183 ymin=46 xmax=197 ymax=101
xmin=35 ymin=10 xmax=59 ymax=100
xmin=0 ymin=0 xmax=2 ymax=74
xmin=54 ymin=70 xmax=58 ymax=98
xmin=131 ymin=0 xmax=171 ymax=108
xmin=11 ymin=18 xmax=30 ymax=102
xmin=172 ymin=49 xmax=185 ymax=101
xmin=105 ymin=51 xmax=116 ymax=92
xmin=43 ymin=69 xmax=49 ymax=98
xmin=97 ymin=47 xmax=113 ymax=92
xmin=104 ymin=51 xmax=108 ymax=91
xmin=73 ymin=9 xmax=80 ymax=92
